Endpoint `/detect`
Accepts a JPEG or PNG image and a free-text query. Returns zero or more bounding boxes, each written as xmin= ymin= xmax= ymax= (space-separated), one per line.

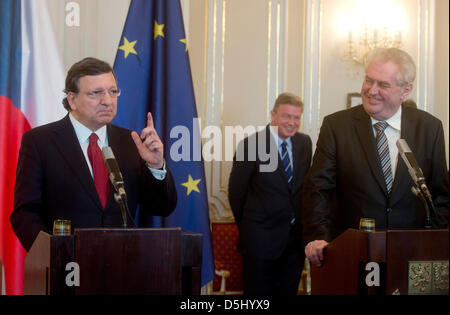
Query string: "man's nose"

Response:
xmin=288 ymin=117 xmax=299 ymax=125
xmin=100 ymin=91 xmax=114 ymax=105
xmin=368 ymin=83 xmax=379 ymax=95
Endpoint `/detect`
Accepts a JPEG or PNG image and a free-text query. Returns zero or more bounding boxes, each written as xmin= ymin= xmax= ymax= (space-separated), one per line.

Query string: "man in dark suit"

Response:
xmin=302 ymin=48 xmax=449 ymax=267
xmin=228 ymin=93 xmax=312 ymax=295
xmin=11 ymin=57 xmax=177 ymax=251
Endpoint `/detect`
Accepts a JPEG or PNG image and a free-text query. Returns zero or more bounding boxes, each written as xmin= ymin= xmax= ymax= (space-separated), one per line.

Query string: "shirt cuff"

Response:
xmin=146 ymin=160 xmax=167 ymax=180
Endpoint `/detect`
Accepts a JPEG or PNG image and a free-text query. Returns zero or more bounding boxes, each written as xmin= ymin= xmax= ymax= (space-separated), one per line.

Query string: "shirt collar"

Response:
xmin=371 ymin=105 xmax=402 ymax=132
xmin=269 ymin=125 xmax=292 ymax=149
xmin=69 ymin=112 xmax=108 ymax=146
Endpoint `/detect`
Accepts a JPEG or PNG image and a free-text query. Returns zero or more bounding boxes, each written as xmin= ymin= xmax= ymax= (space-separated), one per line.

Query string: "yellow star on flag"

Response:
xmin=181 ymin=174 xmax=201 ymax=196
xmin=154 ymin=21 xmax=165 ymax=40
xmin=179 ymin=38 xmax=188 ymax=52
xmin=118 ymin=37 xmax=138 ymax=59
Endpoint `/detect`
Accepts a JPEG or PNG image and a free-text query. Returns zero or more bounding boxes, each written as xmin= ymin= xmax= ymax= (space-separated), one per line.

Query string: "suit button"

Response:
xmin=386 ymin=208 xmax=392 ymax=213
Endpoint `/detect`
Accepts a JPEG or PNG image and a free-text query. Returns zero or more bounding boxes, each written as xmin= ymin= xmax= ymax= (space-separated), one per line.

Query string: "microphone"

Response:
xmin=102 ymin=146 xmax=126 ymax=198
xmin=396 ymin=139 xmax=429 ymax=190
xmin=102 ymin=146 xmax=129 ymax=228
xmin=396 ymin=139 xmax=435 ymax=228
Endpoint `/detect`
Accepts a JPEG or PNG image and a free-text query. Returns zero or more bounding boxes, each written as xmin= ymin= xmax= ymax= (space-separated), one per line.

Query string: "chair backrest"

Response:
xmin=211 ymin=221 xmax=243 ymax=292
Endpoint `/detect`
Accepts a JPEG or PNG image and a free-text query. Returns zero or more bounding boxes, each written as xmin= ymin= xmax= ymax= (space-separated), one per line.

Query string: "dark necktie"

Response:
xmin=87 ymin=133 xmax=110 ymax=208
xmin=281 ymin=141 xmax=293 ymax=186
xmin=374 ymin=122 xmax=393 ymax=194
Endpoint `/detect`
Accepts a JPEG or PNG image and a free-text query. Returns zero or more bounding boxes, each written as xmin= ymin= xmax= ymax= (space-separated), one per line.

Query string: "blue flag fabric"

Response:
xmin=113 ymin=0 xmax=214 ymax=287
xmin=0 ymin=0 xmax=21 ymax=107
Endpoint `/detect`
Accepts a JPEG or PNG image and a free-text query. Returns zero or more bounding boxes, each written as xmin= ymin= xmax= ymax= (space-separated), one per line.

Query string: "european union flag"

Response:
xmin=112 ymin=0 xmax=214 ymax=287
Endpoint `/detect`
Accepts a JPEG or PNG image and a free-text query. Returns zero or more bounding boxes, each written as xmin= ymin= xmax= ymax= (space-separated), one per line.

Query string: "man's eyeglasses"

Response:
xmin=86 ymin=88 xmax=121 ymax=99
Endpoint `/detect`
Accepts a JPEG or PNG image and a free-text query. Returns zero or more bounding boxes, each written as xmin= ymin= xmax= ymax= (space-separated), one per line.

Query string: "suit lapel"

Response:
xmin=291 ymin=134 xmax=301 ymax=189
xmin=51 ymin=115 xmax=104 ymax=211
xmin=353 ymin=107 xmax=389 ymax=195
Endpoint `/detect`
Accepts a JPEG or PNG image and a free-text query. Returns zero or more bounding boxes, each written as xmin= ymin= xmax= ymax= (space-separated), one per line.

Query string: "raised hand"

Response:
xmin=131 ymin=112 xmax=164 ymax=169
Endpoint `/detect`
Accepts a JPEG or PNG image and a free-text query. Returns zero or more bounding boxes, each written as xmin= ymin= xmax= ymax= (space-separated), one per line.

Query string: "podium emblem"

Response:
xmin=408 ymin=261 xmax=449 ymax=295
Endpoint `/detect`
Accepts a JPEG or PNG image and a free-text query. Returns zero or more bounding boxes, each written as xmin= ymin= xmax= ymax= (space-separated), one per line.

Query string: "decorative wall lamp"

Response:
xmin=345 ymin=26 xmax=402 ymax=67
xmin=340 ymin=0 xmax=405 ymax=67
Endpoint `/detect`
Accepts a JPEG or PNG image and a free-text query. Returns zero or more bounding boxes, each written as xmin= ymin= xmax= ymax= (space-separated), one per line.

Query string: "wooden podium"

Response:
xmin=310 ymin=228 xmax=449 ymax=295
xmin=24 ymin=228 xmax=202 ymax=295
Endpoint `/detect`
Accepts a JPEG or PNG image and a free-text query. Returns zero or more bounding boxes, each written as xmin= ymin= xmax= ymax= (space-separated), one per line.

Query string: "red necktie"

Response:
xmin=87 ymin=133 xmax=110 ymax=209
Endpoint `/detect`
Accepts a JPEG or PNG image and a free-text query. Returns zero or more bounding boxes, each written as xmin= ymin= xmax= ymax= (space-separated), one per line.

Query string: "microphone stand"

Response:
xmin=114 ymin=191 xmax=128 ymax=228
xmin=114 ymin=193 xmax=128 ymax=229
xmin=110 ymin=175 xmax=129 ymax=228
xmin=411 ymin=184 xmax=432 ymax=229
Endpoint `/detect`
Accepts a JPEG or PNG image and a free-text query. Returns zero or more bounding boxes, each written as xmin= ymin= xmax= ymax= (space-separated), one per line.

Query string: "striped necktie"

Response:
xmin=374 ymin=122 xmax=393 ymax=194
xmin=281 ymin=141 xmax=293 ymax=186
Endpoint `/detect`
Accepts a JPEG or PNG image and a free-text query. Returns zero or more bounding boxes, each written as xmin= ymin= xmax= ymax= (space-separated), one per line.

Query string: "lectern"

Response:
xmin=24 ymin=228 xmax=202 ymax=295
xmin=310 ymin=228 xmax=449 ymax=295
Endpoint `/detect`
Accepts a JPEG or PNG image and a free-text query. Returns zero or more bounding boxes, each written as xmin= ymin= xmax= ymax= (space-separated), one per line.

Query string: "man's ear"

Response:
xmin=270 ymin=110 xmax=275 ymax=123
xmin=401 ymin=83 xmax=413 ymax=100
xmin=67 ymin=93 xmax=77 ymax=111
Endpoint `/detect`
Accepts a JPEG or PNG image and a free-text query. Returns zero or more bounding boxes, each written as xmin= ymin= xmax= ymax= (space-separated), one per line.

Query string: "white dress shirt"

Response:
xmin=370 ymin=106 xmax=402 ymax=177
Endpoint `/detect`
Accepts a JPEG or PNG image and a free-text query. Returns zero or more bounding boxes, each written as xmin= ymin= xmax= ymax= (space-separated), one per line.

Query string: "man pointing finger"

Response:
xmin=11 ymin=57 xmax=177 ymax=251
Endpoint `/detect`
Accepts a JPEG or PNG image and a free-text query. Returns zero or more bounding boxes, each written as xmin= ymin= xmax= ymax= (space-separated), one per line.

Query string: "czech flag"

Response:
xmin=0 ymin=0 xmax=66 ymax=294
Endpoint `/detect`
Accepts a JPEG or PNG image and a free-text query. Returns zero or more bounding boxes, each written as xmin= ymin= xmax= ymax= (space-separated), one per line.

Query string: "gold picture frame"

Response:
xmin=347 ymin=93 xmax=362 ymax=108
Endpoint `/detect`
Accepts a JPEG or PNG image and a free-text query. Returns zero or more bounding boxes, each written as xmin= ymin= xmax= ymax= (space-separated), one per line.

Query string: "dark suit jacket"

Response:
xmin=228 ymin=125 xmax=312 ymax=260
xmin=11 ymin=115 xmax=177 ymax=251
xmin=302 ymin=105 xmax=449 ymax=245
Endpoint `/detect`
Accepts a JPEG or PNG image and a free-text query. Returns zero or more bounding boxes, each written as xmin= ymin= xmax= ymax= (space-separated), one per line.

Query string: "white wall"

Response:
xmin=434 ymin=0 xmax=449 ymax=167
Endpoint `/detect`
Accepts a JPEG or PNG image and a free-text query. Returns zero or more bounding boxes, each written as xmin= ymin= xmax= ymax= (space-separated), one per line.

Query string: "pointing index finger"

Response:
xmin=147 ymin=112 xmax=154 ymax=129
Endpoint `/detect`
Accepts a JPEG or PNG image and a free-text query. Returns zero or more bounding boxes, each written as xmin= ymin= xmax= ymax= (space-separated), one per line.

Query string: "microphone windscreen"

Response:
xmin=102 ymin=146 xmax=115 ymax=161
xmin=102 ymin=146 xmax=121 ymax=175
xmin=396 ymin=139 xmax=424 ymax=178
xmin=396 ymin=139 xmax=411 ymax=153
